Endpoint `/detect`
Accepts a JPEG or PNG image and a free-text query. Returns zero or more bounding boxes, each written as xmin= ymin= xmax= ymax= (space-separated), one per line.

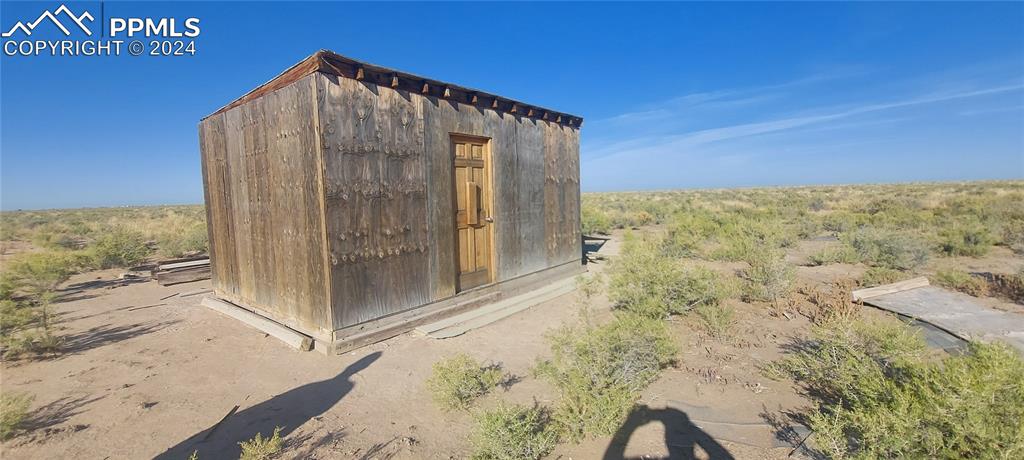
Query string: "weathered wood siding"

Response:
xmin=202 ymin=68 xmax=581 ymax=336
xmin=198 ymin=75 xmax=331 ymax=337
xmin=316 ymin=75 xmax=433 ymax=328
xmin=315 ymin=73 xmax=581 ymax=331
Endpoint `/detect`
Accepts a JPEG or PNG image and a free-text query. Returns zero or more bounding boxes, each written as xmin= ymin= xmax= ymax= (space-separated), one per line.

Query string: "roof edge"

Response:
xmin=202 ymin=50 xmax=583 ymax=127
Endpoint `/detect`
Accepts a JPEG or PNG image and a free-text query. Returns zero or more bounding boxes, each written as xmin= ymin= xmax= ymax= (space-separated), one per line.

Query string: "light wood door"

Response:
xmin=452 ymin=136 xmax=492 ymax=291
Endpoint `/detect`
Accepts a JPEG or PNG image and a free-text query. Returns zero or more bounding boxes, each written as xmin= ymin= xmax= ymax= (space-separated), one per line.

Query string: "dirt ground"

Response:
xmin=2 ymin=231 xmax=1020 ymax=459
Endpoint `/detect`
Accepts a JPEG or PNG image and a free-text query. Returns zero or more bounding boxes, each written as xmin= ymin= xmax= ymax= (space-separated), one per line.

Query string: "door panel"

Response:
xmin=452 ymin=135 xmax=492 ymax=291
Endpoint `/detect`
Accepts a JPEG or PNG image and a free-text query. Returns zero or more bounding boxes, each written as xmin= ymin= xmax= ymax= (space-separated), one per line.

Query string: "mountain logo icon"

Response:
xmin=2 ymin=4 xmax=94 ymax=38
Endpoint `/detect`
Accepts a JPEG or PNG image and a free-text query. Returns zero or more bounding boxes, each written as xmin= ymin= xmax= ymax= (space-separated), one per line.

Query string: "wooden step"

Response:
xmin=418 ymin=278 xmax=576 ymax=339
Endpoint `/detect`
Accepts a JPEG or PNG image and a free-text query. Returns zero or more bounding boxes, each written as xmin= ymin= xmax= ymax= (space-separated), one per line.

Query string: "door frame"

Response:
xmin=449 ymin=133 xmax=496 ymax=292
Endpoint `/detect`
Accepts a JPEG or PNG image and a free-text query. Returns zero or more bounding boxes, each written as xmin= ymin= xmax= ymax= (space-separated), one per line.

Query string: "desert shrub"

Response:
xmin=847 ymin=228 xmax=929 ymax=271
xmin=794 ymin=217 xmax=822 ymax=239
xmin=773 ymin=320 xmax=1024 ymax=459
xmin=608 ymin=237 xmax=725 ymax=318
xmin=808 ymin=246 xmax=860 ymax=266
xmin=3 ymin=250 xmax=77 ymax=298
xmin=0 ymin=300 xmax=35 ymax=334
xmin=575 ymin=273 xmax=603 ymax=306
xmin=694 ymin=303 xmax=735 ymax=339
xmin=933 ymin=269 xmax=989 ymax=297
xmin=32 ymin=228 xmax=85 ymax=250
xmin=0 ymin=392 xmax=33 ymax=440
xmin=87 ymin=227 xmax=152 ymax=268
xmin=238 ymin=426 xmax=283 ymax=460
xmin=0 ymin=300 xmax=38 ymax=358
xmin=470 ymin=403 xmax=558 ymax=460
xmin=707 ymin=234 xmax=757 ymax=262
xmin=742 ymin=249 xmax=795 ymax=306
xmin=800 ymin=280 xmax=860 ymax=325
xmin=860 ymin=267 xmax=912 ymax=288
xmin=0 ymin=273 xmax=16 ymax=300
xmin=662 ymin=211 xmax=718 ymax=257
xmin=581 ymin=204 xmax=612 ymax=235
xmin=606 ymin=210 xmax=657 ymax=229
xmin=821 ymin=212 xmax=867 ymax=234
xmin=1001 ymin=219 xmax=1024 ymax=254
xmin=867 ymin=199 xmax=932 ymax=230
xmin=2 ymin=250 xmax=73 ymax=357
xmin=862 ymin=196 xmax=923 ymax=216
xmin=709 ymin=215 xmax=796 ymax=261
xmin=157 ymin=223 xmax=208 ymax=258
xmin=808 ymin=196 xmax=828 ymax=212
xmin=426 ymin=354 xmax=504 ymax=411
xmin=938 ymin=221 xmax=995 ymax=257
xmin=536 ymin=313 xmax=677 ymax=441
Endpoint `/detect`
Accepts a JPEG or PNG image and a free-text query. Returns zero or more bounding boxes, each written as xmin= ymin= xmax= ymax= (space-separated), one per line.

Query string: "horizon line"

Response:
xmin=3 ymin=178 xmax=1021 ymax=213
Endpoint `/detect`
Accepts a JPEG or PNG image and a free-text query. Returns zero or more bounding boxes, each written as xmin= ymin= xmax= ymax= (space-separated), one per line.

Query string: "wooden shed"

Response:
xmin=198 ymin=50 xmax=582 ymax=352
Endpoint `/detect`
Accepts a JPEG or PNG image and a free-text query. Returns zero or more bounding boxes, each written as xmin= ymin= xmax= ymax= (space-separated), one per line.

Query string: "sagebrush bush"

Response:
xmin=608 ymin=237 xmax=728 ymax=318
xmin=536 ymin=313 xmax=677 ymax=441
xmin=470 ymin=403 xmax=558 ymax=460
xmin=3 ymin=250 xmax=77 ymax=298
xmin=933 ymin=269 xmax=989 ymax=297
xmin=860 ymin=267 xmax=912 ymax=288
xmin=0 ymin=273 xmax=16 ymax=300
xmin=157 ymin=223 xmax=208 ymax=258
xmin=808 ymin=246 xmax=860 ymax=266
xmin=662 ymin=211 xmax=718 ymax=257
xmin=800 ymin=280 xmax=860 ymax=325
xmin=938 ymin=221 xmax=995 ymax=257
xmin=847 ymin=228 xmax=929 ymax=270
xmin=0 ymin=300 xmax=35 ymax=334
xmin=742 ymin=249 xmax=795 ymax=306
xmin=821 ymin=212 xmax=868 ymax=233
xmin=426 ymin=354 xmax=504 ymax=411
xmin=694 ymin=303 xmax=735 ymax=339
xmin=1001 ymin=219 xmax=1024 ymax=254
xmin=581 ymin=204 xmax=613 ymax=235
xmin=1 ymin=299 xmax=38 ymax=358
xmin=773 ymin=320 xmax=1024 ymax=459
xmin=238 ymin=426 xmax=283 ymax=460
xmin=87 ymin=227 xmax=152 ymax=268
xmin=32 ymin=226 xmax=86 ymax=250
xmin=0 ymin=392 xmax=33 ymax=440
xmin=708 ymin=214 xmax=796 ymax=261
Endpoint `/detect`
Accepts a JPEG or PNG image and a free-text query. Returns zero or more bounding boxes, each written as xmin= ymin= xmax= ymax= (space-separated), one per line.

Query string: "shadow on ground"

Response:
xmin=7 ymin=395 xmax=106 ymax=445
xmin=154 ymin=351 xmax=382 ymax=460
xmin=583 ymin=235 xmax=609 ymax=264
xmin=59 ymin=320 xmax=179 ymax=356
xmin=603 ymin=405 xmax=734 ymax=460
xmin=55 ymin=278 xmax=150 ymax=303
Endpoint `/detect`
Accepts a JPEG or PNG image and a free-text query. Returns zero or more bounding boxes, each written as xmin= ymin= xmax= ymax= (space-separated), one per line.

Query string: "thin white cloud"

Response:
xmin=589 ymin=69 xmax=863 ymax=126
xmin=585 ymin=82 xmax=1024 ymax=162
xmin=959 ymin=104 xmax=1024 ymax=117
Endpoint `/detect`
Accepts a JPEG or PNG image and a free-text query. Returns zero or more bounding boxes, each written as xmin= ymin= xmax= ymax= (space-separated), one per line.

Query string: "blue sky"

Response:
xmin=1 ymin=1 xmax=1022 ymax=209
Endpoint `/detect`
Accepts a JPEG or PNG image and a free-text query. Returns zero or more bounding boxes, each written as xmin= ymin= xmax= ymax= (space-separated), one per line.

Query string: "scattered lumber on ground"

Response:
xmin=152 ymin=258 xmax=211 ymax=286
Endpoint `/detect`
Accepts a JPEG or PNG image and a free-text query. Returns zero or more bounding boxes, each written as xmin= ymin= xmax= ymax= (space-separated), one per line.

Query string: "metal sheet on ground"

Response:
xmin=864 ymin=285 xmax=1024 ymax=352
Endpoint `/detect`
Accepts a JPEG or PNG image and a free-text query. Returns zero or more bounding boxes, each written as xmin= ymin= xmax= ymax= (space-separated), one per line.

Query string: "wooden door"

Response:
xmin=452 ymin=135 xmax=493 ymax=291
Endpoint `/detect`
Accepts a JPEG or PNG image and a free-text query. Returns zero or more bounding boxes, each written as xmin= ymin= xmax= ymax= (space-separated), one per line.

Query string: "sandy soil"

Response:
xmin=1 ymin=231 xmax=1019 ymax=459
